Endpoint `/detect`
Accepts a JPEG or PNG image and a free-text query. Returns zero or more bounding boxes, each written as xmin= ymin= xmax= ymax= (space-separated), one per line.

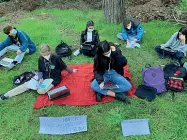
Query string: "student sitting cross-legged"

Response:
xmin=91 ymin=40 xmax=132 ymax=103
xmin=0 ymin=26 xmax=36 ymax=66
xmin=155 ymin=26 xmax=187 ymax=63
xmin=0 ymin=44 xmax=77 ymax=101
xmin=117 ymin=19 xmax=144 ymax=48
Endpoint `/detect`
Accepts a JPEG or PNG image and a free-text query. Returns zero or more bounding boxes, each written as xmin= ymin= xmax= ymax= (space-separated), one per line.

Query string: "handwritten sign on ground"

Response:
xmin=121 ymin=119 xmax=150 ymax=137
xmin=39 ymin=115 xmax=87 ymax=135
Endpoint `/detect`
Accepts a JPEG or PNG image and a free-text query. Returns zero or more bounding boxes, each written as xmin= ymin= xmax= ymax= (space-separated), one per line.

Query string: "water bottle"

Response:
xmin=73 ymin=49 xmax=80 ymax=56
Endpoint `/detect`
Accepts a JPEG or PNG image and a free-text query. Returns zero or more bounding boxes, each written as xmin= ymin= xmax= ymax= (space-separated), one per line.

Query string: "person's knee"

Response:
xmin=176 ymin=52 xmax=184 ymax=58
xmin=91 ymin=80 xmax=98 ymax=90
xmin=37 ymin=89 xmax=46 ymax=94
xmin=120 ymin=82 xmax=132 ymax=92
xmin=155 ymin=46 xmax=161 ymax=51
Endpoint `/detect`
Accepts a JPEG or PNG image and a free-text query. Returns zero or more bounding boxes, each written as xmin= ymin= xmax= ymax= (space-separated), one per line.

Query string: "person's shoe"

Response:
xmin=11 ymin=61 xmax=18 ymax=65
xmin=0 ymin=94 xmax=8 ymax=101
xmin=96 ymin=92 xmax=103 ymax=102
xmin=115 ymin=93 xmax=131 ymax=104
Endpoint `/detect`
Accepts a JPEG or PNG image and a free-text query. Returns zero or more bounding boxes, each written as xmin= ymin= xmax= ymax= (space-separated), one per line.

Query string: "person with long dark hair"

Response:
xmin=80 ymin=20 xmax=100 ymax=57
xmin=155 ymin=26 xmax=187 ymax=63
xmin=91 ymin=40 xmax=132 ymax=103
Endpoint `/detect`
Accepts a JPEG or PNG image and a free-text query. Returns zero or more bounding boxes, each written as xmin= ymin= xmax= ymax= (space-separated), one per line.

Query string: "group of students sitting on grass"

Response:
xmin=1 ymin=19 xmax=187 ymax=103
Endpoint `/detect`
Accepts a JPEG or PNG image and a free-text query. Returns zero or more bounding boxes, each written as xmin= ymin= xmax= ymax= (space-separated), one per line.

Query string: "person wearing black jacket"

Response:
xmin=80 ymin=20 xmax=100 ymax=57
xmin=91 ymin=40 xmax=132 ymax=103
xmin=0 ymin=44 xmax=77 ymax=101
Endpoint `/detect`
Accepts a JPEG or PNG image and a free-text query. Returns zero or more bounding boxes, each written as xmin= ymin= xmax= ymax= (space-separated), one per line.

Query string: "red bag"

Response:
xmin=167 ymin=77 xmax=184 ymax=92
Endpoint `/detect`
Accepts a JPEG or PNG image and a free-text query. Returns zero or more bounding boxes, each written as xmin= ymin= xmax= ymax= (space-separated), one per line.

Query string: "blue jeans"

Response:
xmin=117 ymin=33 xmax=141 ymax=42
xmin=91 ymin=70 xmax=132 ymax=95
xmin=155 ymin=46 xmax=184 ymax=62
xmin=0 ymin=44 xmax=29 ymax=63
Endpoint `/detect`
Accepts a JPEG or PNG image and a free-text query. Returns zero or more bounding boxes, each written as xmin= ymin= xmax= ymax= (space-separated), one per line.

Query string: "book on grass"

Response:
xmin=0 ymin=57 xmax=14 ymax=69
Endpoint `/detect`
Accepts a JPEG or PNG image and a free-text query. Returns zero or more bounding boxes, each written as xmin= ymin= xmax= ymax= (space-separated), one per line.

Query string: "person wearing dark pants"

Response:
xmin=91 ymin=40 xmax=132 ymax=103
xmin=155 ymin=26 xmax=187 ymax=63
xmin=80 ymin=20 xmax=100 ymax=57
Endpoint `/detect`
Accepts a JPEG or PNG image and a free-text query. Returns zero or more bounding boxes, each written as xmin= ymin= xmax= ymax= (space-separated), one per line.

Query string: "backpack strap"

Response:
xmin=145 ymin=64 xmax=151 ymax=68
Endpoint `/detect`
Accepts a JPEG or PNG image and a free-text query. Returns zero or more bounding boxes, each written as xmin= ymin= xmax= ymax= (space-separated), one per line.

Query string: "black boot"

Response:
xmin=96 ymin=92 xmax=103 ymax=102
xmin=115 ymin=93 xmax=131 ymax=104
xmin=0 ymin=94 xmax=8 ymax=101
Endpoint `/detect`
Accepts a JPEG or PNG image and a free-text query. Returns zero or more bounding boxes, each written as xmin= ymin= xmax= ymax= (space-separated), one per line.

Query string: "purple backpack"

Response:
xmin=142 ymin=65 xmax=167 ymax=94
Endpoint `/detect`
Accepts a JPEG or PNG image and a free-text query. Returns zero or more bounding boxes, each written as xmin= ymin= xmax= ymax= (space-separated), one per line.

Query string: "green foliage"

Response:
xmin=0 ymin=9 xmax=186 ymax=140
xmin=178 ymin=0 xmax=187 ymax=11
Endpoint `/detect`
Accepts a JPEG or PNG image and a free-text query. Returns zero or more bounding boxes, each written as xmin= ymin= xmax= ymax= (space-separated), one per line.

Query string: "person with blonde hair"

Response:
xmin=0 ymin=44 xmax=77 ymax=101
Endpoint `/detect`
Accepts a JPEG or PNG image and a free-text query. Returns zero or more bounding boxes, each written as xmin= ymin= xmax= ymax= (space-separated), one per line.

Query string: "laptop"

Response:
xmin=0 ymin=57 xmax=15 ymax=69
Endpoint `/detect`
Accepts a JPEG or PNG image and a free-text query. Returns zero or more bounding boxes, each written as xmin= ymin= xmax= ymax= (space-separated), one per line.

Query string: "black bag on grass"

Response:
xmin=135 ymin=85 xmax=157 ymax=102
xmin=13 ymin=72 xmax=35 ymax=86
xmin=163 ymin=63 xmax=186 ymax=79
xmin=56 ymin=41 xmax=72 ymax=58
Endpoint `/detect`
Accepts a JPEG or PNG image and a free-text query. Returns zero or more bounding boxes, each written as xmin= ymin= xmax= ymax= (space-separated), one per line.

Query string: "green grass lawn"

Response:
xmin=0 ymin=9 xmax=187 ymax=140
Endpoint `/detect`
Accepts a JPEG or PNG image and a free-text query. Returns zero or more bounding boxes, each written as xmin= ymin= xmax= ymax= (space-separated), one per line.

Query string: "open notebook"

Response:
xmin=0 ymin=57 xmax=15 ymax=69
xmin=27 ymin=78 xmax=53 ymax=90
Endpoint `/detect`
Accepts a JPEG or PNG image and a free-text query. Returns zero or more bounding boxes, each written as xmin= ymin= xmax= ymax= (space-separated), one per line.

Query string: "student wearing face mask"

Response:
xmin=91 ymin=40 xmax=132 ymax=103
xmin=155 ymin=26 xmax=187 ymax=63
xmin=80 ymin=20 xmax=100 ymax=57
xmin=0 ymin=26 xmax=36 ymax=66
xmin=0 ymin=44 xmax=77 ymax=101
xmin=117 ymin=19 xmax=144 ymax=47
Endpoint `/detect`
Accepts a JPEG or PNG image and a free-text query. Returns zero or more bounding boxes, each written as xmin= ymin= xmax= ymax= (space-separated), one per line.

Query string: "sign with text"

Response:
xmin=39 ymin=115 xmax=87 ymax=135
xmin=121 ymin=119 xmax=150 ymax=137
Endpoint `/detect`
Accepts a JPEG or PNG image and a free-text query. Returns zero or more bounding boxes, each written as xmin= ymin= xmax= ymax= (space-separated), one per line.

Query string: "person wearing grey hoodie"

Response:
xmin=155 ymin=26 xmax=187 ymax=62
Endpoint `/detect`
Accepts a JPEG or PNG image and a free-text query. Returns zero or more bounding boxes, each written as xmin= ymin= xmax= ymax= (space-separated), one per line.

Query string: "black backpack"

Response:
xmin=163 ymin=63 xmax=186 ymax=93
xmin=55 ymin=41 xmax=72 ymax=59
xmin=163 ymin=63 xmax=186 ymax=79
xmin=13 ymin=72 xmax=35 ymax=86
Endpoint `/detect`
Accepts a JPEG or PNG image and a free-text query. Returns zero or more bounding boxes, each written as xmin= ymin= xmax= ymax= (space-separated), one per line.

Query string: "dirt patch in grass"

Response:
xmin=0 ymin=10 xmax=24 ymax=31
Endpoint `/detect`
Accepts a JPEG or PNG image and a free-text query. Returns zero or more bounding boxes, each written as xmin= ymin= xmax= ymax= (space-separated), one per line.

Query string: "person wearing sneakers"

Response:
xmin=0 ymin=44 xmax=77 ymax=101
xmin=0 ymin=26 xmax=36 ymax=66
xmin=91 ymin=40 xmax=132 ymax=103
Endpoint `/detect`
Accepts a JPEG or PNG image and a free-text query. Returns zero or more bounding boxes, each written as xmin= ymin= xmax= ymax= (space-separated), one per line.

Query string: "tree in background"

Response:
xmin=102 ymin=0 xmax=126 ymax=23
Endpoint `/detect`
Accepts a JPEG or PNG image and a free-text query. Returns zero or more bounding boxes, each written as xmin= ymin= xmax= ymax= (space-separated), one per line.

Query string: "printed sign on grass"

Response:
xmin=121 ymin=119 xmax=150 ymax=137
xmin=39 ymin=115 xmax=87 ymax=135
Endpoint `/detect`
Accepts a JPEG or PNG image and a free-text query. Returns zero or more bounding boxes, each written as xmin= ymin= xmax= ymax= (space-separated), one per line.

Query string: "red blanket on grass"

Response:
xmin=33 ymin=64 xmax=136 ymax=109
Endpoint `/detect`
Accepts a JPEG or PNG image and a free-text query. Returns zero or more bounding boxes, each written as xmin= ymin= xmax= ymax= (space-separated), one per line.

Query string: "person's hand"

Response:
xmin=181 ymin=37 xmax=186 ymax=45
xmin=73 ymin=69 xmax=79 ymax=72
xmin=134 ymin=38 xmax=138 ymax=42
xmin=17 ymin=50 xmax=22 ymax=55
xmin=99 ymin=82 xmax=104 ymax=90
xmin=38 ymin=79 xmax=43 ymax=84
xmin=110 ymin=46 xmax=116 ymax=52
xmin=126 ymin=40 xmax=129 ymax=48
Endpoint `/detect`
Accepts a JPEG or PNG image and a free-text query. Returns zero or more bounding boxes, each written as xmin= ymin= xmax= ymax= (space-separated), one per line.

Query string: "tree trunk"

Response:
xmin=102 ymin=0 xmax=126 ymax=23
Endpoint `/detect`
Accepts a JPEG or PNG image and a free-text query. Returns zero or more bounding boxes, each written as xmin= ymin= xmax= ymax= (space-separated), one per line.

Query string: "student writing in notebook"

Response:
xmin=0 ymin=44 xmax=77 ymax=101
